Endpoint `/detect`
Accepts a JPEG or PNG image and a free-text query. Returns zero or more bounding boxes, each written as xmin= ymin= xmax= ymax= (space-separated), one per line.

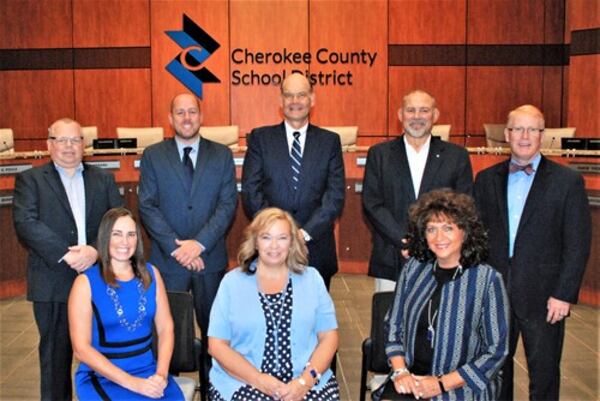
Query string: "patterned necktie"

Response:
xmin=509 ymin=162 xmax=534 ymax=175
xmin=290 ymin=132 xmax=302 ymax=190
xmin=183 ymin=146 xmax=194 ymax=187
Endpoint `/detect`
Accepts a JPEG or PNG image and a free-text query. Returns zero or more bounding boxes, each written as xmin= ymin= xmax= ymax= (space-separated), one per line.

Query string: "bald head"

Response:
xmin=170 ymin=93 xmax=201 ymax=113
xmin=281 ymin=72 xmax=313 ymax=95
xmin=48 ymin=118 xmax=81 ymax=138
xmin=506 ymin=104 xmax=545 ymax=127
xmin=402 ymin=89 xmax=437 ymax=109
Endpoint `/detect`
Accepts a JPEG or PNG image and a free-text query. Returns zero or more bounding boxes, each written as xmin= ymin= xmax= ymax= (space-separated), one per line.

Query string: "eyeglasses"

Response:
xmin=282 ymin=92 xmax=309 ymax=101
xmin=507 ymin=127 xmax=544 ymax=135
xmin=49 ymin=136 xmax=83 ymax=145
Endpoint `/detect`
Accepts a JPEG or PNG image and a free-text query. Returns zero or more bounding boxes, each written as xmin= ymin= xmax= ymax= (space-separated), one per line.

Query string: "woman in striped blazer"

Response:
xmin=382 ymin=189 xmax=509 ymax=401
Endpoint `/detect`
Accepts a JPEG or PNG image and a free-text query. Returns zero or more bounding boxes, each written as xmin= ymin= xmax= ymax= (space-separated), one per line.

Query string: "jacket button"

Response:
xmin=188 ymin=206 xmax=193 ymax=210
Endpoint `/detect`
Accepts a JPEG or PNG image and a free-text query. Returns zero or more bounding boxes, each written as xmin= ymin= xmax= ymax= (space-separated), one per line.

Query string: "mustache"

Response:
xmin=409 ymin=118 xmax=428 ymax=125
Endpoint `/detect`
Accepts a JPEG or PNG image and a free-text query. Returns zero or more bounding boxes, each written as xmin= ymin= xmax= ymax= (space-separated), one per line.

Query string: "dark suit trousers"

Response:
xmin=33 ymin=302 xmax=73 ymax=401
xmin=500 ymin=312 xmax=565 ymax=401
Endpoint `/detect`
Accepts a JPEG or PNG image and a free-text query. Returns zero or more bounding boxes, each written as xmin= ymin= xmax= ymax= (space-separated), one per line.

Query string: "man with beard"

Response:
xmin=138 ymin=93 xmax=237 ymax=397
xmin=241 ymin=73 xmax=345 ymax=290
xmin=363 ymin=89 xmax=473 ymax=292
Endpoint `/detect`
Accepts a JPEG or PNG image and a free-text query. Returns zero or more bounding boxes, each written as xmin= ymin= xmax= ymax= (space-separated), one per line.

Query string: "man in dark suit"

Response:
xmin=362 ymin=90 xmax=473 ymax=291
xmin=13 ymin=118 xmax=122 ymax=401
xmin=474 ymin=105 xmax=591 ymax=401
xmin=138 ymin=93 xmax=237 ymax=390
xmin=242 ymin=73 xmax=345 ymax=289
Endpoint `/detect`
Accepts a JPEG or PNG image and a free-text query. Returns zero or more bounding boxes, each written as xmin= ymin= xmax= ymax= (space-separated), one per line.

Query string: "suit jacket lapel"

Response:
xmin=516 ymin=156 xmax=550 ymax=235
xmin=42 ymin=163 xmax=74 ymax=219
xmin=83 ymin=165 xmax=96 ymax=220
xmin=390 ymin=137 xmax=417 ymax=203
xmin=164 ymin=139 xmax=190 ymax=191
xmin=190 ymin=138 xmax=211 ymax=196
xmin=419 ymin=137 xmax=444 ymax=197
xmin=494 ymin=161 xmax=510 ymax=238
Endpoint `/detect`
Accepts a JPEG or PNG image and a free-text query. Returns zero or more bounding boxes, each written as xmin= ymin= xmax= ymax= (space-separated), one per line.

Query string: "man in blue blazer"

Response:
xmin=13 ymin=118 xmax=122 ymax=400
xmin=241 ymin=73 xmax=345 ymax=289
xmin=138 ymin=93 xmax=237 ymax=346
xmin=474 ymin=105 xmax=591 ymax=401
xmin=362 ymin=90 xmax=473 ymax=290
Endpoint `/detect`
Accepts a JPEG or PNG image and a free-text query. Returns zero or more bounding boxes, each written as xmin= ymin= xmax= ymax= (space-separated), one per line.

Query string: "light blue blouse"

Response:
xmin=208 ymin=266 xmax=338 ymax=399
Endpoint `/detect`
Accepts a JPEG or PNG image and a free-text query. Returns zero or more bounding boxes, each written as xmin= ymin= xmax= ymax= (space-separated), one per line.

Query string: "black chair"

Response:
xmin=360 ymin=291 xmax=395 ymax=401
xmin=166 ymin=291 xmax=207 ymax=401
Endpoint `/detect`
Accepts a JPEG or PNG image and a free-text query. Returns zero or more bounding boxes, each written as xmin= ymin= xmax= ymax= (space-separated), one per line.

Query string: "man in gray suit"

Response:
xmin=13 ymin=118 xmax=122 ymax=400
xmin=138 ymin=93 xmax=237 ymax=394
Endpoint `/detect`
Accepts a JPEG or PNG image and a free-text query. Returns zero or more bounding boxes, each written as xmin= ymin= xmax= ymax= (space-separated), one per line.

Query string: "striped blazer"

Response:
xmin=385 ymin=258 xmax=510 ymax=400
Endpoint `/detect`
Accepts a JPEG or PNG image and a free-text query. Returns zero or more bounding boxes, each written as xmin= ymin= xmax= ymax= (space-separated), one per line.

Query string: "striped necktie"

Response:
xmin=290 ymin=131 xmax=302 ymax=190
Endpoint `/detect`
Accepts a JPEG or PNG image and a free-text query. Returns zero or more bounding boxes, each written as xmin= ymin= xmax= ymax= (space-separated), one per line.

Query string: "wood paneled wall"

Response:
xmin=0 ymin=0 xmax=597 ymax=151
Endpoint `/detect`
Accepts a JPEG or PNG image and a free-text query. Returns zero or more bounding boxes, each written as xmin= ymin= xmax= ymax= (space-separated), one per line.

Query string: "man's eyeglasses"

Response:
xmin=507 ymin=127 xmax=544 ymax=135
xmin=49 ymin=136 xmax=83 ymax=145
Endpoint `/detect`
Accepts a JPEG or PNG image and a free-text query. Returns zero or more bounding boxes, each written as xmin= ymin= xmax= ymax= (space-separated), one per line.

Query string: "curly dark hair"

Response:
xmin=406 ymin=188 xmax=488 ymax=268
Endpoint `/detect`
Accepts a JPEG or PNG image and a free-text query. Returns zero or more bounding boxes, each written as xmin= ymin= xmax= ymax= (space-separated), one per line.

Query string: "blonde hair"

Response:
xmin=238 ymin=207 xmax=308 ymax=274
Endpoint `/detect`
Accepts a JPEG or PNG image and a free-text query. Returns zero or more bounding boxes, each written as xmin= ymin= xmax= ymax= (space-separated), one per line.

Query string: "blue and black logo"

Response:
xmin=166 ymin=14 xmax=220 ymax=98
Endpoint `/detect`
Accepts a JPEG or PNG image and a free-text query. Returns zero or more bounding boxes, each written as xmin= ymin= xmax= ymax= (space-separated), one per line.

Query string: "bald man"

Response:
xmin=138 ymin=94 xmax=237 ymax=395
xmin=13 ymin=118 xmax=122 ymax=400
xmin=474 ymin=105 xmax=591 ymax=401
xmin=241 ymin=73 xmax=345 ymax=289
xmin=363 ymin=89 xmax=473 ymax=291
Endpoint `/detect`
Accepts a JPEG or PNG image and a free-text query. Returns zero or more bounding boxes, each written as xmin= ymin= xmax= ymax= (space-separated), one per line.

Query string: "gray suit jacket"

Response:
xmin=13 ymin=162 xmax=122 ymax=302
xmin=362 ymin=136 xmax=473 ymax=281
xmin=138 ymin=137 xmax=237 ymax=276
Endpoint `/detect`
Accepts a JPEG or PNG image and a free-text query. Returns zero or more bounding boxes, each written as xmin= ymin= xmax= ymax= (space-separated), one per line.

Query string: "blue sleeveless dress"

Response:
xmin=75 ymin=264 xmax=183 ymax=401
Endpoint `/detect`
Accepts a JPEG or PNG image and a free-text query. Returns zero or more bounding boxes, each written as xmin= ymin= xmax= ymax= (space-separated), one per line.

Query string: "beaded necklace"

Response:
xmin=106 ymin=278 xmax=147 ymax=332
xmin=261 ymin=279 xmax=290 ymax=374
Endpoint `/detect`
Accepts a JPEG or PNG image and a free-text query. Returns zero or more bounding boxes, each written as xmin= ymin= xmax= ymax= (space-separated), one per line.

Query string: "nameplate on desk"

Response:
xmin=133 ymin=159 xmax=141 ymax=168
xmin=356 ymin=157 xmax=367 ymax=166
xmin=234 ymin=157 xmax=244 ymax=167
xmin=569 ymin=163 xmax=600 ymax=174
xmin=355 ymin=182 xmax=363 ymax=193
xmin=86 ymin=161 xmax=121 ymax=170
xmin=0 ymin=164 xmax=32 ymax=175
xmin=588 ymin=195 xmax=600 ymax=207
xmin=0 ymin=195 xmax=13 ymax=206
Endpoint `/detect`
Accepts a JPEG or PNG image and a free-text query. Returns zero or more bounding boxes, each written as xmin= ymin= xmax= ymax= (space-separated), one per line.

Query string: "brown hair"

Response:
xmin=96 ymin=207 xmax=151 ymax=288
xmin=407 ymin=189 xmax=488 ymax=268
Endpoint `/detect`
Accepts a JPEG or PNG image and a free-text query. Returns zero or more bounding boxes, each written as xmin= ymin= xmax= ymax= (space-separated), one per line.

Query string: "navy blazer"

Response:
xmin=241 ymin=122 xmax=345 ymax=279
xmin=13 ymin=162 xmax=122 ymax=302
xmin=474 ymin=156 xmax=591 ymax=319
xmin=138 ymin=137 xmax=237 ymax=275
xmin=362 ymin=136 xmax=473 ymax=281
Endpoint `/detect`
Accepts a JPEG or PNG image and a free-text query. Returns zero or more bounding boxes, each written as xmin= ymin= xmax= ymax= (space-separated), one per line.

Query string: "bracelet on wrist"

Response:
xmin=305 ymin=362 xmax=322 ymax=385
xmin=297 ymin=377 xmax=310 ymax=389
xmin=437 ymin=375 xmax=447 ymax=393
xmin=391 ymin=367 xmax=410 ymax=380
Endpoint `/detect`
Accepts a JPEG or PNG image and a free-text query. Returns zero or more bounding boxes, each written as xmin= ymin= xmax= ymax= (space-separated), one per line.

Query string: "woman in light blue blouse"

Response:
xmin=382 ymin=189 xmax=509 ymax=401
xmin=208 ymin=207 xmax=340 ymax=401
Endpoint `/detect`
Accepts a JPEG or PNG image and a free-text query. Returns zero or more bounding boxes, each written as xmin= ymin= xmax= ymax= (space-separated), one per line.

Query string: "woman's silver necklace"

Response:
xmin=427 ymin=261 xmax=461 ymax=348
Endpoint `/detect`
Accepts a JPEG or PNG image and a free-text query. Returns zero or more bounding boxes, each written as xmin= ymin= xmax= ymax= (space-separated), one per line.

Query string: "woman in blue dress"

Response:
xmin=68 ymin=207 xmax=183 ymax=400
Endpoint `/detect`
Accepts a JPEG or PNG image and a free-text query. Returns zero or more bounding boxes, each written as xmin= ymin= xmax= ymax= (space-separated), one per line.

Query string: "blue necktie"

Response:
xmin=183 ymin=146 xmax=194 ymax=188
xmin=291 ymin=132 xmax=302 ymax=190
